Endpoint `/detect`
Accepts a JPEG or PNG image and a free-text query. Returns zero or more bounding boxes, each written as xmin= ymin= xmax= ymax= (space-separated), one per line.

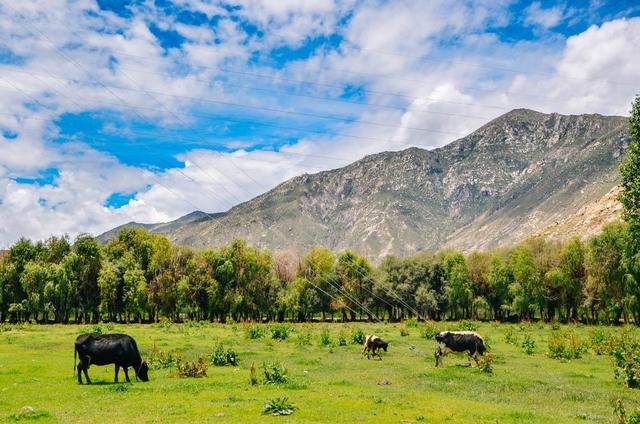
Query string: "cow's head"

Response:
xmin=435 ymin=331 xmax=449 ymax=343
xmin=137 ymin=361 xmax=149 ymax=382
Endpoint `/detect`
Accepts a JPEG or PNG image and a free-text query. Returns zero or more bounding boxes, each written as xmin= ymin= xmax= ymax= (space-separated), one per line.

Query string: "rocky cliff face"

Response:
xmin=102 ymin=109 xmax=629 ymax=260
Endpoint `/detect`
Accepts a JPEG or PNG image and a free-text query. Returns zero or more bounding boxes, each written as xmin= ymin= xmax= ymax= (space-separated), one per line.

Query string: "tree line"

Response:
xmin=1 ymin=97 xmax=639 ymax=325
xmin=0 ymin=220 xmax=638 ymax=324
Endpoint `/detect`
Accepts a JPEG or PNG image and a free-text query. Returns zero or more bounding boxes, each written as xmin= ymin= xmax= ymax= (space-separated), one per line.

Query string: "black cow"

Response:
xmin=434 ymin=331 xmax=486 ymax=367
xmin=74 ymin=334 xmax=149 ymax=384
xmin=362 ymin=335 xmax=389 ymax=360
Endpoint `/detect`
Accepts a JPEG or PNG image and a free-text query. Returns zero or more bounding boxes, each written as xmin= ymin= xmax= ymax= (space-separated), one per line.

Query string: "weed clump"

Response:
xmin=547 ymin=330 xmax=587 ymax=360
xmin=262 ymin=362 xmax=289 ymax=384
xmin=296 ymin=331 xmax=312 ymax=346
xmin=404 ymin=318 xmax=419 ymax=328
xmin=176 ymin=356 xmax=208 ymax=378
xmin=521 ymin=334 xmax=536 ymax=355
xmin=459 ymin=320 xmax=479 ymax=331
xmin=270 ymin=324 xmax=293 ymax=340
xmin=249 ymin=363 xmax=259 ymax=386
xmin=148 ymin=348 xmax=179 ymax=369
xmin=478 ymin=353 xmax=494 ymax=374
xmin=319 ymin=329 xmax=332 ymax=346
xmin=610 ymin=331 xmax=640 ymax=388
xmin=351 ymin=328 xmax=366 ymax=345
xmin=504 ymin=327 xmax=518 ymax=345
xmin=211 ymin=342 xmax=239 ymax=366
xmin=421 ymin=322 xmax=439 ymax=339
xmin=400 ymin=327 xmax=409 ymax=337
xmin=245 ymin=325 xmax=265 ymax=340
xmin=337 ymin=331 xmax=348 ymax=346
xmin=262 ymin=397 xmax=297 ymax=416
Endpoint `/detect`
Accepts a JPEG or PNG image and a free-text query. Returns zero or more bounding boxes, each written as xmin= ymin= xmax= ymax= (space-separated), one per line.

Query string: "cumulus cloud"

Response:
xmin=0 ymin=0 xmax=638 ymax=247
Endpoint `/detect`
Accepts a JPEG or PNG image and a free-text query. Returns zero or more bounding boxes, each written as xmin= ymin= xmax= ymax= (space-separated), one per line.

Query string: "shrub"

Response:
xmin=610 ymin=332 xmax=640 ymax=388
xmin=421 ymin=322 xmax=439 ymax=339
xmin=337 ymin=331 xmax=347 ymax=346
xmin=404 ymin=318 xmax=419 ymax=328
xmin=245 ymin=325 xmax=265 ymax=340
xmin=589 ymin=328 xmax=612 ymax=355
xmin=504 ymin=327 xmax=518 ymax=345
xmin=249 ymin=363 xmax=259 ymax=386
xmin=148 ymin=348 xmax=179 ymax=370
xmin=262 ymin=362 xmax=289 ymax=384
xmin=270 ymin=324 xmax=293 ymax=340
xmin=613 ymin=398 xmax=640 ymax=424
xmin=400 ymin=327 xmax=409 ymax=337
xmin=176 ymin=356 xmax=208 ymax=378
xmin=521 ymin=334 xmax=536 ymax=355
xmin=319 ymin=329 xmax=332 ymax=346
xmin=351 ymin=328 xmax=366 ymax=345
xmin=263 ymin=397 xmax=297 ymax=416
xmin=459 ymin=320 xmax=478 ymax=331
xmin=548 ymin=330 xmax=587 ymax=360
xmin=210 ymin=342 xmax=239 ymax=366
xmin=296 ymin=331 xmax=312 ymax=346
xmin=0 ymin=323 xmax=12 ymax=332
xmin=82 ymin=323 xmax=114 ymax=335
xmin=478 ymin=353 xmax=494 ymax=374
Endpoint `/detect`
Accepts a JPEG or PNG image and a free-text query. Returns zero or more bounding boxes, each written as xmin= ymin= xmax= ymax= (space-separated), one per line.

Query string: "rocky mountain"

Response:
xmin=101 ymin=109 xmax=629 ymax=259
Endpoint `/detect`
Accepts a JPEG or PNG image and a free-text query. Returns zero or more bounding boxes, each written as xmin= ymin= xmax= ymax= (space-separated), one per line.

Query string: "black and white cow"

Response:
xmin=362 ymin=335 xmax=389 ymax=360
xmin=74 ymin=333 xmax=149 ymax=384
xmin=434 ymin=331 xmax=486 ymax=367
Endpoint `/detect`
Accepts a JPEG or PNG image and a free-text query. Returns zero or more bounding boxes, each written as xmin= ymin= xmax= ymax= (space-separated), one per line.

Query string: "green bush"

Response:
xmin=504 ymin=327 xmax=518 ymax=345
xmin=262 ymin=397 xmax=297 ymax=416
xmin=589 ymin=328 xmax=612 ymax=355
xmin=421 ymin=322 xmax=439 ymax=339
xmin=148 ymin=348 xmax=179 ymax=370
xmin=610 ymin=332 xmax=640 ymax=388
xmin=521 ymin=334 xmax=536 ymax=355
xmin=262 ymin=362 xmax=289 ymax=385
xmin=459 ymin=320 xmax=478 ymax=331
xmin=270 ymin=324 xmax=293 ymax=340
xmin=337 ymin=331 xmax=348 ymax=346
xmin=319 ymin=329 xmax=332 ymax=346
xmin=351 ymin=328 xmax=366 ymax=345
xmin=548 ymin=330 xmax=587 ymax=360
xmin=82 ymin=323 xmax=114 ymax=335
xmin=296 ymin=331 xmax=312 ymax=346
xmin=176 ymin=356 xmax=208 ymax=378
xmin=245 ymin=325 xmax=265 ymax=340
xmin=210 ymin=342 xmax=239 ymax=366
xmin=404 ymin=318 xmax=419 ymax=328
xmin=478 ymin=353 xmax=494 ymax=374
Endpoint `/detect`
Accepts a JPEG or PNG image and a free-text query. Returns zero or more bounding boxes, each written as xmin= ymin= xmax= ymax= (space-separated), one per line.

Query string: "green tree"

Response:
xmin=620 ymin=95 xmax=640 ymax=253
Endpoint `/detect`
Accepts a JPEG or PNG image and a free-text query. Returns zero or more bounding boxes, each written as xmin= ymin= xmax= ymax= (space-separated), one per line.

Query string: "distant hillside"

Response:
xmin=100 ymin=109 xmax=629 ymax=259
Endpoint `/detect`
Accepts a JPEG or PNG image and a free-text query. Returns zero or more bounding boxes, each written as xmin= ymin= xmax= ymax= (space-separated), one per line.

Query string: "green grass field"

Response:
xmin=1 ymin=322 xmax=638 ymax=423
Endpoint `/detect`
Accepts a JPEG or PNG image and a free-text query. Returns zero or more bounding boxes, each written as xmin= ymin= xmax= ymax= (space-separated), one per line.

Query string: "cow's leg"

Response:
xmin=123 ymin=366 xmax=131 ymax=383
xmin=472 ymin=352 xmax=480 ymax=367
xmin=114 ymin=364 xmax=120 ymax=383
xmin=82 ymin=358 xmax=91 ymax=384
xmin=77 ymin=362 xmax=84 ymax=384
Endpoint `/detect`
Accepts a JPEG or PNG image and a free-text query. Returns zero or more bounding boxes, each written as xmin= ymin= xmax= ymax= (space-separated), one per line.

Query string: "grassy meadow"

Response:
xmin=1 ymin=321 xmax=639 ymax=423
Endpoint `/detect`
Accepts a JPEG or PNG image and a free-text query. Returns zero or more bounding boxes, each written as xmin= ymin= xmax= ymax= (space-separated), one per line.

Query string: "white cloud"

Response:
xmin=0 ymin=1 xmax=638 ymax=247
xmin=524 ymin=2 xmax=568 ymax=29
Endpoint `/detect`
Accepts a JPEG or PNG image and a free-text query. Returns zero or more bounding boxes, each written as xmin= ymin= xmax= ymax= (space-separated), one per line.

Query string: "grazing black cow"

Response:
xmin=434 ymin=331 xmax=486 ymax=367
xmin=74 ymin=333 xmax=149 ymax=384
xmin=362 ymin=335 xmax=389 ymax=360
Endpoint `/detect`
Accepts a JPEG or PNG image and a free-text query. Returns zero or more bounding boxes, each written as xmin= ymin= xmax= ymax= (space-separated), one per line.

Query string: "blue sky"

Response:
xmin=0 ymin=0 xmax=639 ymax=246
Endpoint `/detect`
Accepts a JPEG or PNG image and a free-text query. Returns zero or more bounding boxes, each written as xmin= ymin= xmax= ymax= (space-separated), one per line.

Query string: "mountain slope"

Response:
xmin=100 ymin=109 xmax=629 ymax=259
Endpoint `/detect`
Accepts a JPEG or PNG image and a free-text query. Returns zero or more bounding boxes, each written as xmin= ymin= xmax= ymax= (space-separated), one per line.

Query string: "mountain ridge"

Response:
xmin=99 ymin=109 xmax=629 ymax=259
